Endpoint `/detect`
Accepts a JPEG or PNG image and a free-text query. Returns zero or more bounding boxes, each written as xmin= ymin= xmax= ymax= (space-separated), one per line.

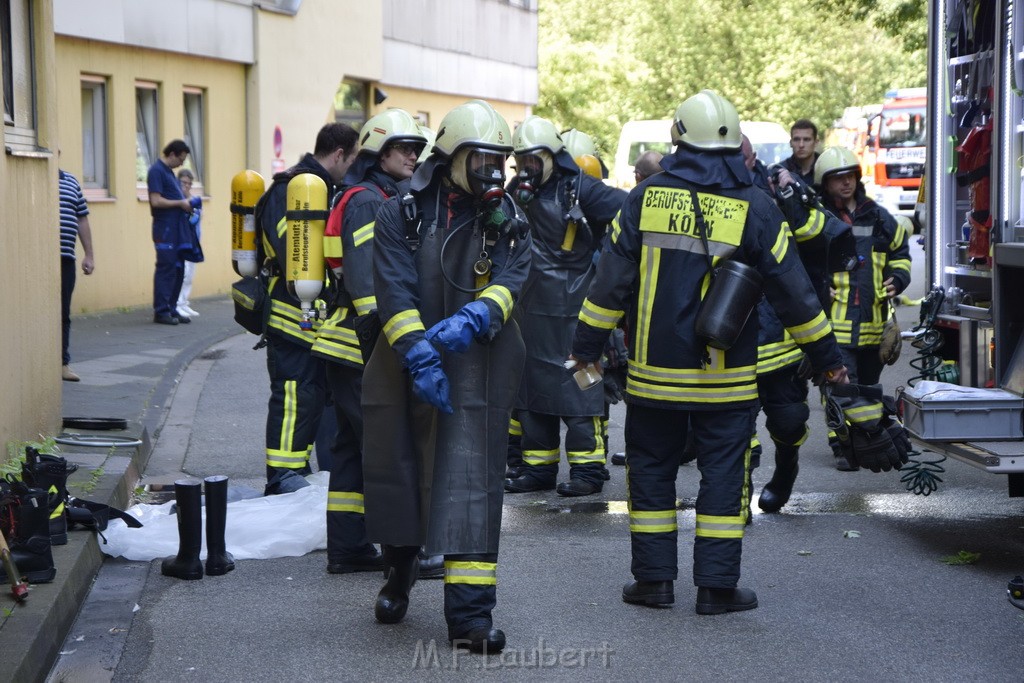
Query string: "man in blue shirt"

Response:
xmin=147 ymin=139 xmax=194 ymax=325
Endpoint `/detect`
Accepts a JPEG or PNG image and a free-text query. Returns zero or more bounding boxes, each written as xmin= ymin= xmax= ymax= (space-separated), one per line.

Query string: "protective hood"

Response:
xmin=660 ymin=146 xmax=751 ymax=190
xmin=410 ymin=155 xmax=445 ymax=193
xmin=553 ymin=148 xmax=580 ymax=177
xmin=343 ymin=152 xmax=380 ymax=187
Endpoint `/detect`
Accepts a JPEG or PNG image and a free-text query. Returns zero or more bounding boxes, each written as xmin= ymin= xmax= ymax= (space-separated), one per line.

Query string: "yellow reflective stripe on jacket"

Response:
xmin=889 ymin=258 xmax=911 ymax=275
xmin=770 ymin=223 xmax=790 ymax=263
xmin=323 ymin=235 xmax=342 ymax=259
xmin=444 ymin=561 xmax=497 ymax=585
xmin=609 ymin=213 xmax=623 ymax=244
xmin=792 ymin=208 xmax=824 ymax=242
xmin=508 ymin=417 xmax=522 ymax=437
xmin=327 ymin=491 xmax=365 ymax=514
xmin=629 ymin=509 xmax=678 ymax=534
xmin=352 ymin=221 xmax=374 ymax=248
xmin=580 ymin=298 xmax=623 ymax=331
xmin=268 ymin=300 xmax=319 ymax=344
xmin=695 ymin=513 xmax=745 ymax=539
xmin=786 ymin=310 xmax=832 ymax=345
xmin=634 ymin=244 xmax=661 ymax=364
xmin=889 ymin=221 xmax=907 ymax=251
xmin=352 ymin=296 xmax=376 ymax=316
xmin=383 ymin=309 xmax=425 ymax=346
xmin=312 ymin=307 xmax=364 ymax=364
xmin=627 ymin=360 xmax=758 ymax=404
xmin=523 ymin=448 xmax=559 ymax=466
xmin=757 ymin=344 xmax=802 ymax=375
xmin=478 ymin=284 xmax=513 ymax=322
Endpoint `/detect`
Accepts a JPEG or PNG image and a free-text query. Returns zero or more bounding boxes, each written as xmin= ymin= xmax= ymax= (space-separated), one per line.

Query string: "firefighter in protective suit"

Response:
xmin=257 ymin=124 xmax=358 ymax=495
xmin=814 ymin=147 xmax=911 ymax=471
xmin=362 ymin=99 xmax=531 ymax=654
xmin=571 ymin=91 xmax=848 ymax=613
xmin=310 ymin=110 xmax=427 ymax=574
xmin=743 ymin=143 xmax=861 ymax=512
xmin=503 ymin=116 xmax=626 ymax=497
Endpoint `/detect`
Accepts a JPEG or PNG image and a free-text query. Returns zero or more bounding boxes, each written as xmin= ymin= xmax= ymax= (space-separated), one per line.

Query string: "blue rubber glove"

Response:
xmin=403 ymin=339 xmax=453 ymax=414
xmin=424 ymin=300 xmax=491 ymax=353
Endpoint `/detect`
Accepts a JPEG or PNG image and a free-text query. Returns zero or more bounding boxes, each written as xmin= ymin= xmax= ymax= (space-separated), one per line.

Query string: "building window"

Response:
xmin=334 ymin=79 xmax=367 ymax=131
xmin=415 ymin=111 xmax=429 ymax=127
xmin=135 ymin=83 xmax=159 ymax=184
xmin=182 ymin=88 xmax=205 ymax=190
xmin=81 ymin=77 xmax=108 ymax=193
xmin=2 ymin=0 xmax=38 ymax=149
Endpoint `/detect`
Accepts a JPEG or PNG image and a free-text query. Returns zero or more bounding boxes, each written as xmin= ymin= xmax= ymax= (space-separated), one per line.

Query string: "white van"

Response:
xmin=611 ymin=119 xmax=791 ymax=189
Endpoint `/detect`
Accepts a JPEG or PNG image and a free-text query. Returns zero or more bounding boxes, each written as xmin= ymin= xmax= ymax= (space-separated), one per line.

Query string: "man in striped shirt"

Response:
xmin=58 ymin=169 xmax=95 ymax=382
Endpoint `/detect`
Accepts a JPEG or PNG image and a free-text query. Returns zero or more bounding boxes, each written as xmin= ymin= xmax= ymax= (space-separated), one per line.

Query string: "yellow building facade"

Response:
xmin=3 ymin=0 xmax=536 ymax=451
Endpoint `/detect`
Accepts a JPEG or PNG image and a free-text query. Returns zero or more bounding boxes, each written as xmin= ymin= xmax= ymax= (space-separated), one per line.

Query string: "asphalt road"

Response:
xmin=49 ymin=239 xmax=1024 ymax=681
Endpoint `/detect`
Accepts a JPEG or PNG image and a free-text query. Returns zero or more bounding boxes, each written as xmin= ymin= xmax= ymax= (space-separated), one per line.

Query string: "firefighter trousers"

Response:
xmin=443 ymin=553 xmax=499 ymax=639
xmin=625 ymin=404 xmax=756 ymax=587
xmin=264 ymin=333 xmax=325 ymax=473
xmin=757 ymin=364 xmax=810 ymax=468
xmin=518 ymin=411 xmax=606 ymax=486
xmin=325 ymin=362 xmax=374 ymax=562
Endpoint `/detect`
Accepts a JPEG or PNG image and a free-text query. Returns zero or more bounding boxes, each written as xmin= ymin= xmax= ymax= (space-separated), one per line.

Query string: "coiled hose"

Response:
xmin=896 ymin=286 xmax=947 ymax=495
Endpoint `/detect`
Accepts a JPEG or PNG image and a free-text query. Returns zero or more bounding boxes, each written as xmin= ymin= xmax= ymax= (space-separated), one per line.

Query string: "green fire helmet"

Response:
xmin=357 ymin=108 xmax=427 ymax=157
xmin=433 ymin=99 xmax=513 ymax=157
xmin=671 ymin=90 xmax=742 ymax=151
xmin=562 ymin=129 xmax=598 ymax=159
xmin=814 ymin=146 xmax=862 ymax=185
xmin=512 ymin=115 xmax=565 ymax=155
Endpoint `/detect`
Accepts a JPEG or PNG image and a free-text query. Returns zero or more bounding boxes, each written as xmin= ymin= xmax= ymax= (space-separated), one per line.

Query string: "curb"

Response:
xmin=0 ymin=306 xmax=240 ymax=682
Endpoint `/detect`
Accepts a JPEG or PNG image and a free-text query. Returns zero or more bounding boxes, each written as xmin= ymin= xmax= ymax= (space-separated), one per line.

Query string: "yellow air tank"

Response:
xmin=285 ymin=173 xmax=328 ymax=329
xmin=574 ymin=154 xmax=602 ymax=180
xmin=230 ymin=170 xmax=266 ymax=277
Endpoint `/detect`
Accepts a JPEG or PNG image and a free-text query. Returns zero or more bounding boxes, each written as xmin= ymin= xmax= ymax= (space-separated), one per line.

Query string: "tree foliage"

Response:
xmin=536 ymin=0 xmax=926 ymax=159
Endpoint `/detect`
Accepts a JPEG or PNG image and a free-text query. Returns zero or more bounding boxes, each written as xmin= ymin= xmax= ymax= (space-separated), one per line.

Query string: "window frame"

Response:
xmin=2 ymin=0 xmax=39 ymax=152
xmin=80 ymin=74 xmax=109 ymax=198
xmin=182 ymin=87 xmax=205 ymax=195
xmin=135 ymin=81 xmax=159 ymax=194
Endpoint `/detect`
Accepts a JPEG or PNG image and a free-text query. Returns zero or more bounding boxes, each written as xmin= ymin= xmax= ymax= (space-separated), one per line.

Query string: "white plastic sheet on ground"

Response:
xmin=101 ymin=472 xmax=328 ymax=561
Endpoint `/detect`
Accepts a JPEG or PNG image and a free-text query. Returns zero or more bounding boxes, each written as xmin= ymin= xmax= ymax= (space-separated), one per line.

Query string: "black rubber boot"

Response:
xmin=418 ymin=550 xmax=445 ymax=579
xmin=375 ymin=545 xmax=419 ymax=624
xmin=758 ymin=446 xmax=800 ymax=513
xmin=0 ymin=484 xmax=56 ymax=584
xmin=696 ymin=586 xmax=758 ymax=615
xmin=161 ymin=480 xmax=204 ymax=580
xmin=622 ymin=580 xmax=674 ymax=607
xmin=204 ymin=476 xmax=235 ymax=576
xmin=21 ymin=447 xmax=78 ymax=545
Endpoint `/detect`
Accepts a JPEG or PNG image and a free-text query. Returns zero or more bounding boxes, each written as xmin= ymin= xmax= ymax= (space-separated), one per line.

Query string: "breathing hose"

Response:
xmin=896 ymin=286 xmax=948 ymax=495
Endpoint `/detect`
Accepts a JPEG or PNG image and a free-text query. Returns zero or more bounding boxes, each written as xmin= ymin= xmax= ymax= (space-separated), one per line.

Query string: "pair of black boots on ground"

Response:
xmin=161 ymin=476 xmax=234 ymax=580
xmin=374 ymin=545 xmax=505 ymax=654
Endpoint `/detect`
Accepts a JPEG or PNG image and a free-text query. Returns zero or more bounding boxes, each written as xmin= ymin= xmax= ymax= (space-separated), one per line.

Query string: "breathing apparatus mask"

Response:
xmin=512 ymin=151 xmax=553 ymax=205
xmin=451 ymin=147 xmax=508 ymax=211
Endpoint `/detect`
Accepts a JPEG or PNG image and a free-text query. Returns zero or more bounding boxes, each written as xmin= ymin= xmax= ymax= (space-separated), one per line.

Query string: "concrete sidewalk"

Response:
xmin=0 ymin=297 xmax=242 ymax=683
